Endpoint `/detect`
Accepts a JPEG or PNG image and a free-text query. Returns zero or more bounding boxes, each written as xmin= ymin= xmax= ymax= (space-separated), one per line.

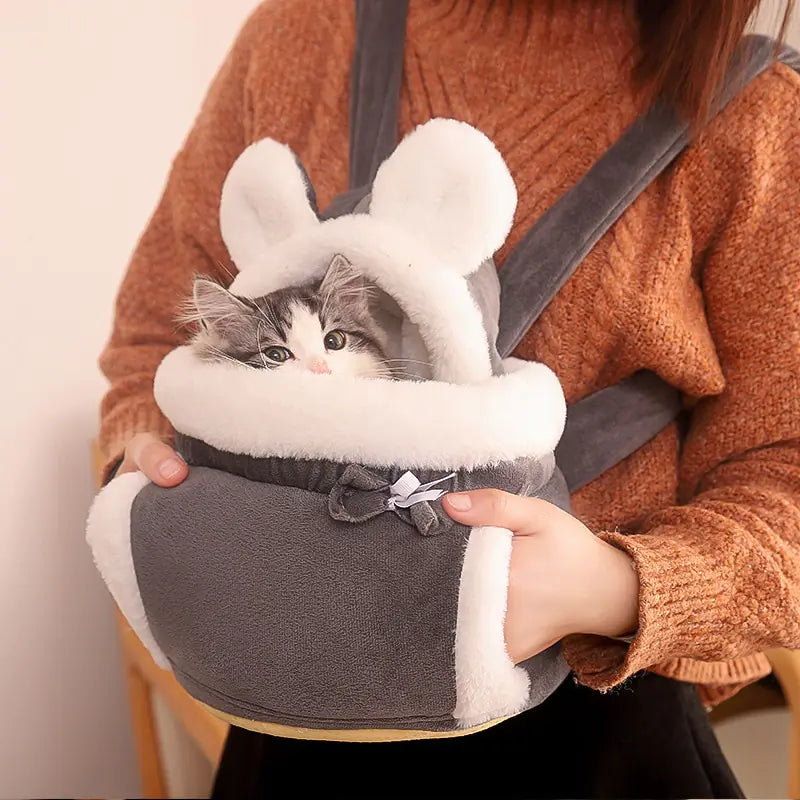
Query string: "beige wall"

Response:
xmin=753 ymin=0 xmax=800 ymax=40
xmin=0 ymin=1 xmax=259 ymax=796
xmin=0 ymin=1 xmax=796 ymax=797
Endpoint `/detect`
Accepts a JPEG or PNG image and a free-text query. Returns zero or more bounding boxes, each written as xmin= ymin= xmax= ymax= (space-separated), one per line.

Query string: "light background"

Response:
xmin=0 ymin=1 xmax=797 ymax=796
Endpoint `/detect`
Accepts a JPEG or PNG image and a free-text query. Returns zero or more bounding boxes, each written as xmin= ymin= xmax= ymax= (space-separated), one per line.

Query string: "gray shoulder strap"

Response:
xmin=348 ymin=0 xmax=408 ymax=189
xmin=538 ymin=36 xmax=800 ymax=492
xmin=321 ymin=0 xmax=408 ymax=220
xmin=555 ymin=373 xmax=683 ymax=491
xmin=497 ymin=34 xmax=793 ymax=357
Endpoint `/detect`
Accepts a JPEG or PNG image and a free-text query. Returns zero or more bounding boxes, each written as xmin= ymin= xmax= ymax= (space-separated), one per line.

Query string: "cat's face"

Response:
xmin=188 ymin=255 xmax=389 ymax=378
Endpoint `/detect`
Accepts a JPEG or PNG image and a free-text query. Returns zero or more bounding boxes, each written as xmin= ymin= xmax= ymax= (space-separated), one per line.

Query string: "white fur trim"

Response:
xmin=154 ymin=347 xmax=566 ymax=470
xmin=453 ymin=526 xmax=530 ymax=728
xmin=221 ymin=118 xmax=520 ymax=384
xmin=86 ymin=472 xmax=170 ymax=669
xmin=228 ymin=214 xmax=493 ymax=383
xmin=219 ymin=138 xmax=319 ymax=273
xmin=370 ymin=118 xmax=517 ymax=275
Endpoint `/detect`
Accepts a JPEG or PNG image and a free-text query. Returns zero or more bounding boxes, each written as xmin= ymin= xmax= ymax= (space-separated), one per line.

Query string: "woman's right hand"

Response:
xmin=118 ymin=432 xmax=189 ymax=487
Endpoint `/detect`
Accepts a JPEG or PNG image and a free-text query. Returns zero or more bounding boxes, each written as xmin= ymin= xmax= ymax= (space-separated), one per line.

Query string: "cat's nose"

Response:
xmin=309 ymin=357 xmax=331 ymax=375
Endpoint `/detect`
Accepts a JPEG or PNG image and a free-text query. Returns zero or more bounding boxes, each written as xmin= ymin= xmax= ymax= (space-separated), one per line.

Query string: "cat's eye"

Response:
xmin=324 ymin=330 xmax=347 ymax=351
xmin=265 ymin=346 xmax=293 ymax=363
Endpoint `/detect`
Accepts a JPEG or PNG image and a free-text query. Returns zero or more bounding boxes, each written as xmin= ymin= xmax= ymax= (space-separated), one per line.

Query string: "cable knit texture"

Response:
xmin=98 ymin=0 xmax=800 ymax=705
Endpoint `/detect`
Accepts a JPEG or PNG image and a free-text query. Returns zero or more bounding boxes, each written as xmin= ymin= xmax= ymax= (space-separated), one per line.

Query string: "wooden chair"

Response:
xmin=92 ymin=442 xmax=800 ymax=799
xmin=116 ymin=609 xmax=229 ymax=797
xmin=92 ymin=444 xmax=228 ymax=798
xmin=767 ymin=649 xmax=800 ymax=799
xmin=116 ymin=609 xmax=228 ymax=797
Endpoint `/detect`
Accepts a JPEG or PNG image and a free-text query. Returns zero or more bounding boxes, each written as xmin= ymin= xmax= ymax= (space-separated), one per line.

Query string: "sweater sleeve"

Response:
xmin=96 ymin=9 xmax=266 ymax=481
xmin=562 ymin=63 xmax=800 ymax=692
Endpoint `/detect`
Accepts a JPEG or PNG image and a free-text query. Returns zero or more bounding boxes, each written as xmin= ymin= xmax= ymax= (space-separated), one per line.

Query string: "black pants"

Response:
xmin=211 ymin=672 xmax=743 ymax=799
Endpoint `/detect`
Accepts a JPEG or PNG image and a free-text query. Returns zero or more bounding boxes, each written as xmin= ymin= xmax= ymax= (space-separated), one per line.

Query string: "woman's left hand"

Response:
xmin=442 ymin=490 xmax=640 ymax=664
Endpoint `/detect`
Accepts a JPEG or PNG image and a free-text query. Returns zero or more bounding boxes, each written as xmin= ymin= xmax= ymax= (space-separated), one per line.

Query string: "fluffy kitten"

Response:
xmin=185 ymin=254 xmax=391 ymax=378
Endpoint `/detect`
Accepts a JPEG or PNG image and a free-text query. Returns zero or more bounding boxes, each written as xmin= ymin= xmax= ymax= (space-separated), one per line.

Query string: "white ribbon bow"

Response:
xmin=386 ymin=471 xmax=456 ymax=510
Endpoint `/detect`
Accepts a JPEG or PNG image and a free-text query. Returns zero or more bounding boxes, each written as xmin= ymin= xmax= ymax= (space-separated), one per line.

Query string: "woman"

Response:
xmin=99 ymin=0 xmax=800 ymax=796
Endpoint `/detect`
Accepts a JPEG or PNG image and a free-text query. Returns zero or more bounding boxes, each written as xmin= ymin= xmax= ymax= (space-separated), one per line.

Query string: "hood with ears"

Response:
xmin=219 ymin=118 xmax=517 ymax=385
xmin=152 ymin=119 xmax=567 ymax=468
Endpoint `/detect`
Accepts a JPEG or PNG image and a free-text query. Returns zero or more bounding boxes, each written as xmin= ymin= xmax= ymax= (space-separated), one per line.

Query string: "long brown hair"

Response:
xmin=635 ymin=0 xmax=795 ymax=126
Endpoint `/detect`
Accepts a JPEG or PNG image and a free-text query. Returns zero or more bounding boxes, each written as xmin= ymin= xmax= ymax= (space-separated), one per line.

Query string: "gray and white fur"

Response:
xmin=184 ymin=255 xmax=397 ymax=379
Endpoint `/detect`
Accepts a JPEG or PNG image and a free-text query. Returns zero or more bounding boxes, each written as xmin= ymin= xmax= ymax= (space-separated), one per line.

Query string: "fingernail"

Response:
xmin=446 ymin=493 xmax=472 ymax=511
xmin=158 ymin=458 xmax=184 ymax=479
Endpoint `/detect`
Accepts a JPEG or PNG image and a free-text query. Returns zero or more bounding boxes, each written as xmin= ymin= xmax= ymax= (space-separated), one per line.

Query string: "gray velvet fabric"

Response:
xmin=348 ymin=0 xmax=408 ymax=189
xmin=320 ymin=184 xmax=371 ymax=221
xmin=176 ymin=434 xmax=568 ymax=535
xmin=468 ymin=258 xmax=505 ymax=376
xmin=131 ymin=447 xmax=570 ymax=731
xmin=556 ymin=373 xmax=684 ymax=492
xmin=132 ymin=468 xmax=463 ymax=730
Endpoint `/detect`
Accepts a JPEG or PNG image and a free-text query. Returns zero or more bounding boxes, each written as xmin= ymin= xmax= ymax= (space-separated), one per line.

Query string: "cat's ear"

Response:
xmin=369 ymin=118 xmax=517 ymax=276
xmin=219 ymin=139 xmax=320 ymax=273
xmin=319 ymin=254 xmax=370 ymax=311
xmin=191 ymin=278 xmax=253 ymax=333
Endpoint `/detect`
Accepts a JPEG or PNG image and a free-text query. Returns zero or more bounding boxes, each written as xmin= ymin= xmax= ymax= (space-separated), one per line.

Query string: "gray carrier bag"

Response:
xmin=86 ymin=1 xmax=798 ymax=741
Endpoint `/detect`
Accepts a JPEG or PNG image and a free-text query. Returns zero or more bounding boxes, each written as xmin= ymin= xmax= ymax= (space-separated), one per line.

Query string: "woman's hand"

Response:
xmin=443 ymin=490 xmax=639 ymax=664
xmin=117 ymin=432 xmax=189 ymax=487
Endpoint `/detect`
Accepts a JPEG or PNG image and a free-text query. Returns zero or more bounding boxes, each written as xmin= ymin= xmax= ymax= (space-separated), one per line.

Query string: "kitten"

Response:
xmin=185 ymin=254 xmax=392 ymax=378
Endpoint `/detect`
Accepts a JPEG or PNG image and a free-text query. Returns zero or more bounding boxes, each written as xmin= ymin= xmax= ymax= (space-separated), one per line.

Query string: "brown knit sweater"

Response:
xmin=99 ymin=0 xmax=800 ymax=704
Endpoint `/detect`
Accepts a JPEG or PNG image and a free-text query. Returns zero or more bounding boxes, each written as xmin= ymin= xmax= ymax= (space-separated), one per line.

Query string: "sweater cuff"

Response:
xmin=562 ymin=530 xmax=724 ymax=690
xmin=98 ymin=400 xmax=175 ymax=484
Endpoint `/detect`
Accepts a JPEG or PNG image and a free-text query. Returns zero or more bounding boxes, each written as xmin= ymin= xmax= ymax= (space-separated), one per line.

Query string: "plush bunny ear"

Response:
xmin=219 ymin=138 xmax=320 ymax=272
xmin=369 ymin=119 xmax=517 ymax=276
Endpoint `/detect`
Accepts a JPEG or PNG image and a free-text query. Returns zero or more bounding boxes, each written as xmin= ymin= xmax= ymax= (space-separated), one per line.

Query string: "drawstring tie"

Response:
xmin=328 ymin=464 xmax=456 ymax=536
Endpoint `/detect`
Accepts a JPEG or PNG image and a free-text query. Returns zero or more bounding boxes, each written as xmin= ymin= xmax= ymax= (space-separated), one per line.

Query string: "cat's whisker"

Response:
xmin=335 ymin=286 xmax=377 ymax=297
xmin=252 ymin=298 xmax=285 ymax=335
xmin=204 ymin=346 xmax=240 ymax=363
xmin=371 ymin=364 xmax=419 ymax=381
xmin=381 ymin=358 xmax=433 ymax=367
xmin=371 ymin=373 xmax=400 ymax=381
xmin=203 ymin=345 xmax=257 ymax=370
xmin=215 ymin=260 xmax=236 ymax=282
xmin=255 ymin=322 xmax=271 ymax=369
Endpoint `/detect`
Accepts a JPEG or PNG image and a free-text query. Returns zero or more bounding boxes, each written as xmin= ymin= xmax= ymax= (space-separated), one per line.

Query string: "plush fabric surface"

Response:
xmin=131 ymin=463 xmax=569 ymax=730
xmin=176 ymin=434 xmax=566 ymax=502
xmin=154 ymin=348 xmax=566 ymax=471
xmin=98 ymin=0 xmax=800 ymax=701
